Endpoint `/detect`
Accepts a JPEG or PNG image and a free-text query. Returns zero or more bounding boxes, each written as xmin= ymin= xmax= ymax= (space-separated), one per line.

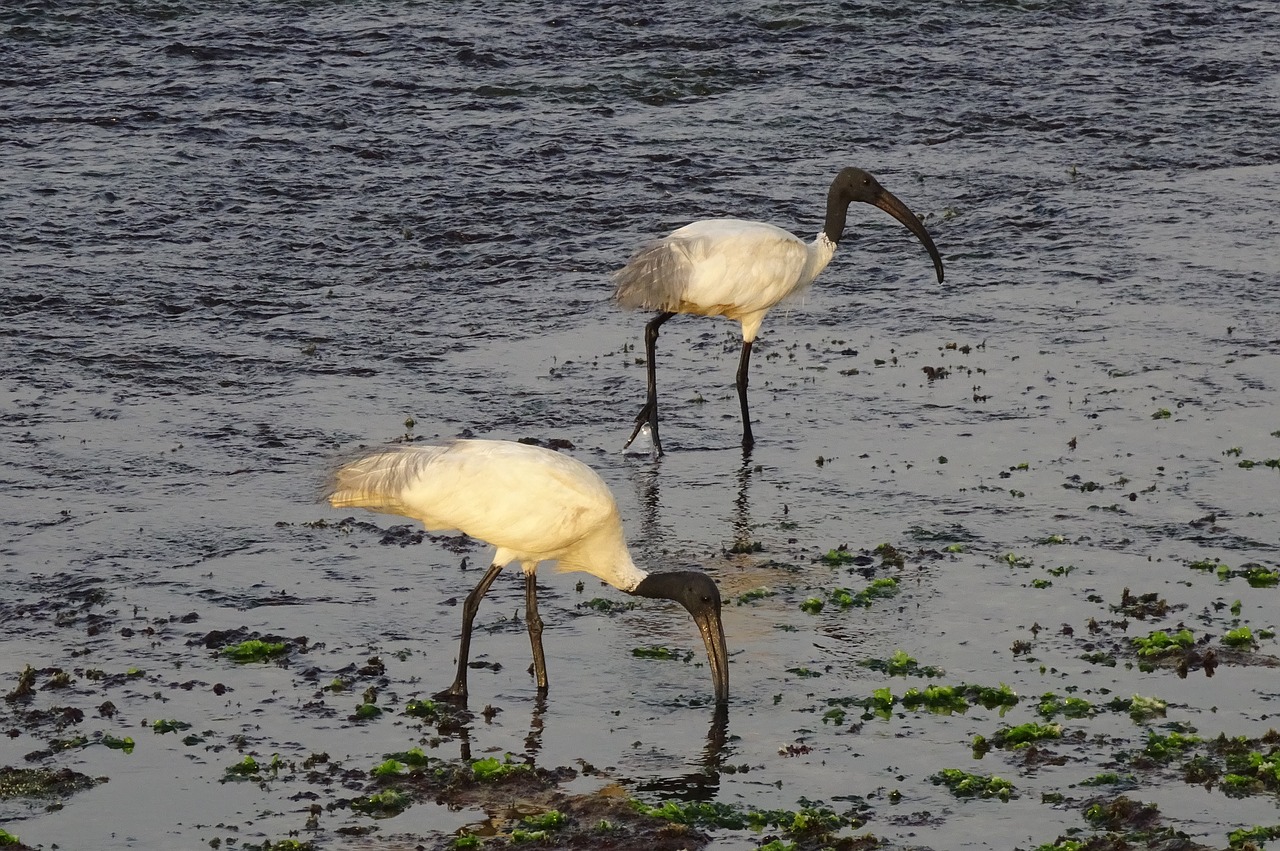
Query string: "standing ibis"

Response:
xmin=614 ymin=167 xmax=945 ymax=454
xmin=327 ymin=439 xmax=729 ymax=705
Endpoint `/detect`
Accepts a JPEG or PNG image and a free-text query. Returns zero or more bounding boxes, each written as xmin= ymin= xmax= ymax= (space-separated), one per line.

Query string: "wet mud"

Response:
xmin=4 ymin=1 xmax=1280 ymax=849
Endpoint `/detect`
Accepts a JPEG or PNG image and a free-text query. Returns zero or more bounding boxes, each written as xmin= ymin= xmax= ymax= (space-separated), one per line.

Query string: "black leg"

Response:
xmin=525 ymin=573 xmax=548 ymax=692
xmin=625 ymin=311 xmax=677 ymax=455
xmin=735 ymin=339 xmax=755 ymax=450
xmin=439 ymin=561 xmax=504 ymax=701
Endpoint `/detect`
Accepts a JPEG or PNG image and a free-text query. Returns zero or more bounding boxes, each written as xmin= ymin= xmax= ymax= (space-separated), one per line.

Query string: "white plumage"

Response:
xmin=615 ymin=219 xmax=836 ymax=343
xmin=330 ymin=439 xmax=646 ymax=590
xmin=615 ymin=168 xmax=945 ymax=455
xmin=328 ymin=439 xmax=729 ymax=704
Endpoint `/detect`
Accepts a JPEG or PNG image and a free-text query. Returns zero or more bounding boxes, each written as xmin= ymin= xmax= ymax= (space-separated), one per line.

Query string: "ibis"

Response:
xmin=327 ymin=439 xmax=729 ymax=704
xmin=614 ymin=167 xmax=945 ymax=454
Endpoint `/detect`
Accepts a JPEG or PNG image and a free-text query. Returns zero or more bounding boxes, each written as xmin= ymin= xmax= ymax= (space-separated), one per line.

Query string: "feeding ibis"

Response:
xmin=326 ymin=439 xmax=729 ymax=705
xmin=614 ymin=167 xmax=945 ymax=454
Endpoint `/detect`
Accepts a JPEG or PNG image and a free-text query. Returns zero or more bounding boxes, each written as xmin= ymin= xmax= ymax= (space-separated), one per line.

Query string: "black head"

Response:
xmin=631 ymin=571 xmax=729 ymax=705
xmin=829 ymin=167 xmax=885 ymax=206
xmin=824 ymin=167 xmax=945 ymax=284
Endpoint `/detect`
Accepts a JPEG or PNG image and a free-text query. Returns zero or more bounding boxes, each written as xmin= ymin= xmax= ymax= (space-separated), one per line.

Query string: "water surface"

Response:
xmin=3 ymin=2 xmax=1280 ymax=849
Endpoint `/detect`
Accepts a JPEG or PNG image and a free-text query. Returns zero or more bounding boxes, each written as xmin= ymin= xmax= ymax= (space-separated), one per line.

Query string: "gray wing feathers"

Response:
xmin=613 ymin=237 xmax=696 ymax=312
xmin=327 ymin=444 xmax=449 ymax=516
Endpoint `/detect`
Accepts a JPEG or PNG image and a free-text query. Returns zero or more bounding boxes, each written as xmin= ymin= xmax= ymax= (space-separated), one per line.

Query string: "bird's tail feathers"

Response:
xmin=612 ymin=239 xmax=691 ymax=312
xmin=325 ymin=444 xmax=449 ymax=517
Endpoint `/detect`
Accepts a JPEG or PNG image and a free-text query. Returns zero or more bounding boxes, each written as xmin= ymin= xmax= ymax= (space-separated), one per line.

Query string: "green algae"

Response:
xmin=930 ymin=768 xmax=1015 ymax=801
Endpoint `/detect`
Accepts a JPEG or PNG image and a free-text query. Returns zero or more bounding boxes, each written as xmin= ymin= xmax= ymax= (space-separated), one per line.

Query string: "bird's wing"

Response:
xmin=327 ymin=444 xmax=451 ymax=519
xmin=613 ymin=234 xmax=694 ymax=312
xmin=328 ymin=441 xmax=621 ymax=562
xmin=614 ymin=220 xmax=811 ymax=319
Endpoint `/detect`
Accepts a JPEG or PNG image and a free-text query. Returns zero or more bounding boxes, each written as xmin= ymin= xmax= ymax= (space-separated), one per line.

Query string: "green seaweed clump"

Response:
xmin=1221 ymin=773 xmax=1262 ymax=797
xmin=990 ymin=722 xmax=1062 ymax=749
xmin=633 ymin=799 xmax=753 ymax=830
xmin=577 ymin=598 xmax=638 ymax=614
xmin=901 ymin=685 xmax=967 ymax=715
xmin=1082 ymin=796 xmax=1160 ymax=831
xmin=354 ymin=702 xmax=381 ymax=720
xmin=930 ymin=768 xmax=1015 ymax=801
xmin=965 ymin=683 xmax=1019 ymax=713
xmin=756 ymin=841 xmax=798 ymax=851
xmin=1128 ymin=694 xmax=1168 ymax=722
xmin=223 ymin=753 xmax=284 ymax=780
xmin=820 ymin=546 xmax=859 ymax=566
xmin=1244 ymin=565 xmax=1280 ymax=587
xmin=372 ymin=759 xmax=406 ymax=777
xmin=350 ymin=788 xmax=410 ymax=817
xmin=404 ymin=698 xmax=442 ymax=720
xmin=875 ymin=542 xmax=906 ymax=569
xmin=1142 ymin=730 xmax=1202 ymax=762
xmin=859 ymin=649 xmax=944 ymax=678
xmin=152 ymin=719 xmax=192 ymax=734
xmin=101 ymin=734 xmax=135 ymax=754
xmin=1079 ymin=772 xmax=1122 ymax=787
xmin=221 ymin=639 xmax=289 ymax=663
xmin=633 ymin=798 xmax=860 ymax=840
xmin=736 ymin=587 xmax=775 ymax=605
xmin=471 ymin=754 xmax=530 ymax=783
xmin=1228 ymin=825 xmax=1280 ymax=848
xmin=1031 ymin=840 xmax=1085 ymax=851
xmin=863 ymin=687 xmax=894 ymax=720
xmin=386 ymin=746 xmax=431 ymax=768
xmin=1037 ymin=693 xmax=1093 ymax=720
xmin=631 ymin=646 xmax=681 ymax=661
xmin=1181 ymin=753 xmax=1219 ymax=785
xmin=512 ymin=810 xmax=567 ymax=842
xmin=1131 ymin=628 xmax=1194 ymax=658
xmin=1222 ymin=626 xmax=1255 ymax=649
xmin=1211 ymin=737 xmax=1280 ymax=796
xmin=829 ymin=577 xmax=898 ymax=609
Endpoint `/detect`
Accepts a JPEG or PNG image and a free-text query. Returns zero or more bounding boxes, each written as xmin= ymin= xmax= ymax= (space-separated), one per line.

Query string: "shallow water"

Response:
xmin=3 ymin=1 xmax=1280 ymax=849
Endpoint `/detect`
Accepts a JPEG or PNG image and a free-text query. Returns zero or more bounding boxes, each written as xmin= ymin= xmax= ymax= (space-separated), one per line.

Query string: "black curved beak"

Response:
xmin=691 ymin=606 xmax=729 ymax=706
xmin=870 ymin=188 xmax=945 ymax=283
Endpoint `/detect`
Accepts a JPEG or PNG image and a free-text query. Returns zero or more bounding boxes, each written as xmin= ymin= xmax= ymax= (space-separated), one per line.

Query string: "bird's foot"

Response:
xmin=623 ymin=402 xmax=653 ymax=447
xmin=623 ymin=403 xmax=662 ymax=455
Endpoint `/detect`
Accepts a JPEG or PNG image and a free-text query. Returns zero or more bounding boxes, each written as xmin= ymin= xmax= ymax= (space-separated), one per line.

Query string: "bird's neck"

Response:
xmin=822 ymin=190 xmax=849 ymax=245
xmin=804 ymin=231 xmax=838 ymax=282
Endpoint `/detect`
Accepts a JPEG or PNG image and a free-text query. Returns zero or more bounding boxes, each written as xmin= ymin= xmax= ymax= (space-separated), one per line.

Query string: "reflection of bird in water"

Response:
xmin=449 ymin=696 xmax=548 ymax=765
xmin=615 ymin=167 xmax=945 ymax=455
xmin=630 ymin=705 xmax=730 ymax=802
xmin=731 ymin=456 xmax=756 ymax=555
xmin=628 ymin=454 xmax=665 ymax=546
xmin=327 ymin=439 xmax=729 ymax=705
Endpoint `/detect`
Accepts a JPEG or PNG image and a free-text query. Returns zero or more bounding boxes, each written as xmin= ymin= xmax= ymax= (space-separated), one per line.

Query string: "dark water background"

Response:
xmin=3 ymin=1 xmax=1280 ymax=849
